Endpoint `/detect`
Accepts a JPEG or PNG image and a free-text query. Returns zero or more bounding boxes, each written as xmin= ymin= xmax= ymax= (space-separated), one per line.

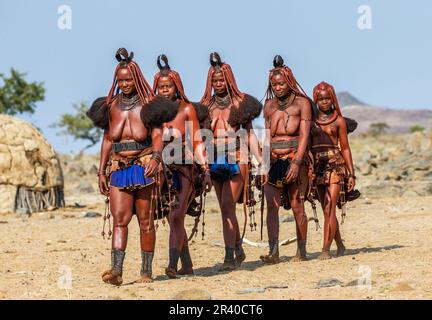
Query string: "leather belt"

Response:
xmin=271 ymin=140 xmax=299 ymax=149
xmin=315 ymin=149 xmax=339 ymax=159
xmin=112 ymin=138 xmax=152 ymax=153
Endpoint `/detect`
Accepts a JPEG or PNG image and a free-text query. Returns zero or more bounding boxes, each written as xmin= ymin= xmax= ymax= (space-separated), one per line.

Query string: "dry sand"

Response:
xmin=1 ymin=189 xmax=431 ymax=300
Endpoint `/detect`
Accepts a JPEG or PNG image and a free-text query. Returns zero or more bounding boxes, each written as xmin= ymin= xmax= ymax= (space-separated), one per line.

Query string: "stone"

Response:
xmin=406 ymin=132 xmax=432 ymax=153
xmin=359 ymin=163 xmax=373 ymax=175
xmin=236 ymin=287 xmax=266 ymax=294
xmin=315 ymin=279 xmax=343 ymax=289
xmin=77 ymin=182 xmax=95 ymax=194
xmin=83 ymin=211 xmax=102 ymax=218
xmin=281 ymin=215 xmax=294 ymax=223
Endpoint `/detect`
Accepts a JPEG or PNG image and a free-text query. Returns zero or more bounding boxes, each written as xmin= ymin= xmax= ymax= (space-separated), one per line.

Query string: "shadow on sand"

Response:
xmin=119 ymin=244 xmax=405 ymax=283
xmin=185 ymin=244 xmax=405 ymax=278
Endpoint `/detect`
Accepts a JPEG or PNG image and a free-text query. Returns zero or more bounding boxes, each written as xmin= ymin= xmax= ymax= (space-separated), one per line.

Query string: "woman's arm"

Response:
xmin=145 ymin=127 xmax=163 ymax=177
xmin=285 ymin=98 xmax=311 ymax=182
xmin=98 ymin=129 xmax=112 ymax=196
xmin=186 ymin=104 xmax=208 ymax=169
xmin=338 ymin=117 xmax=356 ymax=191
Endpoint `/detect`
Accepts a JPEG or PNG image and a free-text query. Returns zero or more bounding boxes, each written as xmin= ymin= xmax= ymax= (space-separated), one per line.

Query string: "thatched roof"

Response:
xmin=0 ymin=115 xmax=64 ymax=214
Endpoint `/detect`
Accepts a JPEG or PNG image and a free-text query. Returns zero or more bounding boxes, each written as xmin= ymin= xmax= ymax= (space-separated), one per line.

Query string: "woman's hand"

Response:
xmin=347 ymin=176 xmax=356 ymax=192
xmin=285 ymin=163 xmax=300 ymax=183
xmin=203 ymin=174 xmax=212 ymax=193
xmin=260 ymin=173 xmax=268 ymax=186
xmin=98 ymin=175 xmax=109 ymax=196
xmin=145 ymin=159 xmax=159 ymax=178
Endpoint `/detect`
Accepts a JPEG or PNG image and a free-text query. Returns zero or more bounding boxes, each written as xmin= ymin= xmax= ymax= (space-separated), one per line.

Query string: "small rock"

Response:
xmin=77 ymin=182 xmax=95 ymax=194
xmin=359 ymin=164 xmax=372 ymax=175
xmin=83 ymin=211 xmax=102 ymax=218
xmin=281 ymin=215 xmax=294 ymax=223
xmin=401 ymin=190 xmax=419 ymax=198
xmin=361 ymin=151 xmax=372 ymax=163
xmin=236 ymin=287 xmax=266 ymax=294
xmin=73 ymin=203 xmax=86 ymax=208
xmin=211 ymin=241 xmax=224 ymax=247
xmin=265 ymin=284 xmax=289 ymax=289
xmin=412 ymin=160 xmax=429 ymax=171
xmin=315 ymin=279 xmax=343 ymax=289
xmin=172 ymin=289 xmax=211 ymax=300
xmin=423 ymin=171 xmax=432 ymax=180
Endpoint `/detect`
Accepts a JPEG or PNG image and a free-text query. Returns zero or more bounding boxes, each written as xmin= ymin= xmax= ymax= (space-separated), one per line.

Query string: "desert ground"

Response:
xmin=1 ymin=133 xmax=431 ymax=300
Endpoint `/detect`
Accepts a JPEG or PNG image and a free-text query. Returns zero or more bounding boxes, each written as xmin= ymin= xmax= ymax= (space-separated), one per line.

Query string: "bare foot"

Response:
xmin=336 ymin=243 xmax=346 ymax=257
xmin=290 ymin=254 xmax=308 ymax=262
xmin=235 ymin=253 xmax=246 ymax=268
xmin=134 ymin=274 xmax=153 ymax=283
xmin=178 ymin=267 xmax=194 ymax=276
xmin=260 ymin=253 xmax=281 ymax=264
xmin=101 ymin=270 xmax=123 ymax=286
xmin=165 ymin=267 xmax=178 ymax=279
xmin=317 ymin=250 xmax=332 ymax=260
xmin=218 ymin=260 xmax=236 ymax=271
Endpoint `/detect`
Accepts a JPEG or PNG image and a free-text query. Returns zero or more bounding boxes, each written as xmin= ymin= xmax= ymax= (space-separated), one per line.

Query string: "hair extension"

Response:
xmin=200 ymin=52 xmax=245 ymax=106
xmin=152 ymin=54 xmax=190 ymax=103
xmin=86 ymin=96 xmax=109 ymax=129
xmin=265 ymin=55 xmax=308 ymax=100
xmin=106 ymin=48 xmax=154 ymax=106
xmin=312 ymin=81 xmax=342 ymax=116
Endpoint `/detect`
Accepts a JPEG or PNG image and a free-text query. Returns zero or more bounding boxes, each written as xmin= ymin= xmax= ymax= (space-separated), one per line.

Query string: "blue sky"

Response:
xmin=0 ymin=0 xmax=431 ymax=153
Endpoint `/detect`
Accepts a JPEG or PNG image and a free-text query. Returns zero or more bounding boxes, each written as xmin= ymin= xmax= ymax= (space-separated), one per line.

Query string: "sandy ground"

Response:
xmin=1 ymin=188 xmax=431 ymax=300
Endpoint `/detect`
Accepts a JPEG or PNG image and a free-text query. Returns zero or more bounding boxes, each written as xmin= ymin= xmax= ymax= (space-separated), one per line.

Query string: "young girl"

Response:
xmin=311 ymin=81 xmax=356 ymax=260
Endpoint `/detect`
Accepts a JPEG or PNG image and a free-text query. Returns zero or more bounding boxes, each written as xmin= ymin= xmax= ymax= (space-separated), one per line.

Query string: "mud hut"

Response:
xmin=0 ymin=114 xmax=64 ymax=214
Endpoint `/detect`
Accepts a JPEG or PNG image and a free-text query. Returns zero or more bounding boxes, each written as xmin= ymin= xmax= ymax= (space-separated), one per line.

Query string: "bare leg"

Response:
xmin=316 ymin=185 xmax=331 ymax=260
xmin=166 ymin=172 xmax=193 ymax=278
xmin=102 ymin=187 xmax=134 ymax=286
xmin=288 ymin=166 xmax=309 ymax=262
xmin=317 ymin=183 xmax=341 ymax=260
xmin=134 ymin=185 xmax=155 ymax=283
xmin=214 ymin=164 xmax=246 ymax=270
xmin=334 ymin=222 xmax=346 ymax=257
xmin=260 ymin=183 xmax=282 ymax=264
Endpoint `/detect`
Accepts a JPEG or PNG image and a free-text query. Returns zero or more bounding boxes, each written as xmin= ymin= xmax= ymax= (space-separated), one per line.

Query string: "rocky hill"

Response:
xmin=336 ymin=92 xmax=432 ymax=134
xmin=337 ymin=92 xmax=366 ymax=107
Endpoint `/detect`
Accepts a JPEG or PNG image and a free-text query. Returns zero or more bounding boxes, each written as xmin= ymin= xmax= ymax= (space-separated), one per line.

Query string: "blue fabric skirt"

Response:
xmin=110 ymin=164 xmax=154 ymax=189
xmin=209 ymin=154 xmax=240 ymax=182
xmin=172 ymin=170 xmax=181 ymax=191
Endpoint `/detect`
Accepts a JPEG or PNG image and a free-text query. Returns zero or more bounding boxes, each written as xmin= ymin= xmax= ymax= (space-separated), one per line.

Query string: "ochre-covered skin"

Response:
xmin=98 ymin=49 xmax=165 ymax=285
xmin=200 ymin=53 xmax=263 ymax=271
xmin=153 ymin=60 xmax=211 ymax=278
xmin=311 ymin=81 xmax=356 ymax=260
xmin=261 ymin=57 xmax=311 ymax=264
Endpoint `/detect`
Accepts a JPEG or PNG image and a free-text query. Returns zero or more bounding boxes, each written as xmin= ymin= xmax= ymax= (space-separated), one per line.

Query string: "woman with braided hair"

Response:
xmin=201 ymin=52 xmax=264 ymax=271
xmin=311 ymin=81 xmax=357 ymax=260
xmin=152 ymin=54 xmax=212 ymax=278
xmin=87 ymin=48 xmax=177 ymax=285
xmin=260 ymin=55 xmax=312 ymax=264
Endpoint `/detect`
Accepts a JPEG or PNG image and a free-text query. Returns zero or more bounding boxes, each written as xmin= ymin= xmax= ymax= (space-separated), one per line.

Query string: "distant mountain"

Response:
xmin=337 ymin=92 xmax=366 ymax=107
xmin=342 ymin=104 xmax=432 ymax=134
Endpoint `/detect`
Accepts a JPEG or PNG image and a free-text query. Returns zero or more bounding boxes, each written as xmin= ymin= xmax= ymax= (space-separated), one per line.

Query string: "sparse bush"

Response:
xmin=410 ymin=125 xmax=425 ymax=133
xmin=369 ymin=122 xmax=389 ymax=137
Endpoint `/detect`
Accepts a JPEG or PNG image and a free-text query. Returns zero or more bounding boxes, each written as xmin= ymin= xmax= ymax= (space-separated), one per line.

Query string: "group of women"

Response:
xmin=87 ymin=48 xmax=357 ymax=285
